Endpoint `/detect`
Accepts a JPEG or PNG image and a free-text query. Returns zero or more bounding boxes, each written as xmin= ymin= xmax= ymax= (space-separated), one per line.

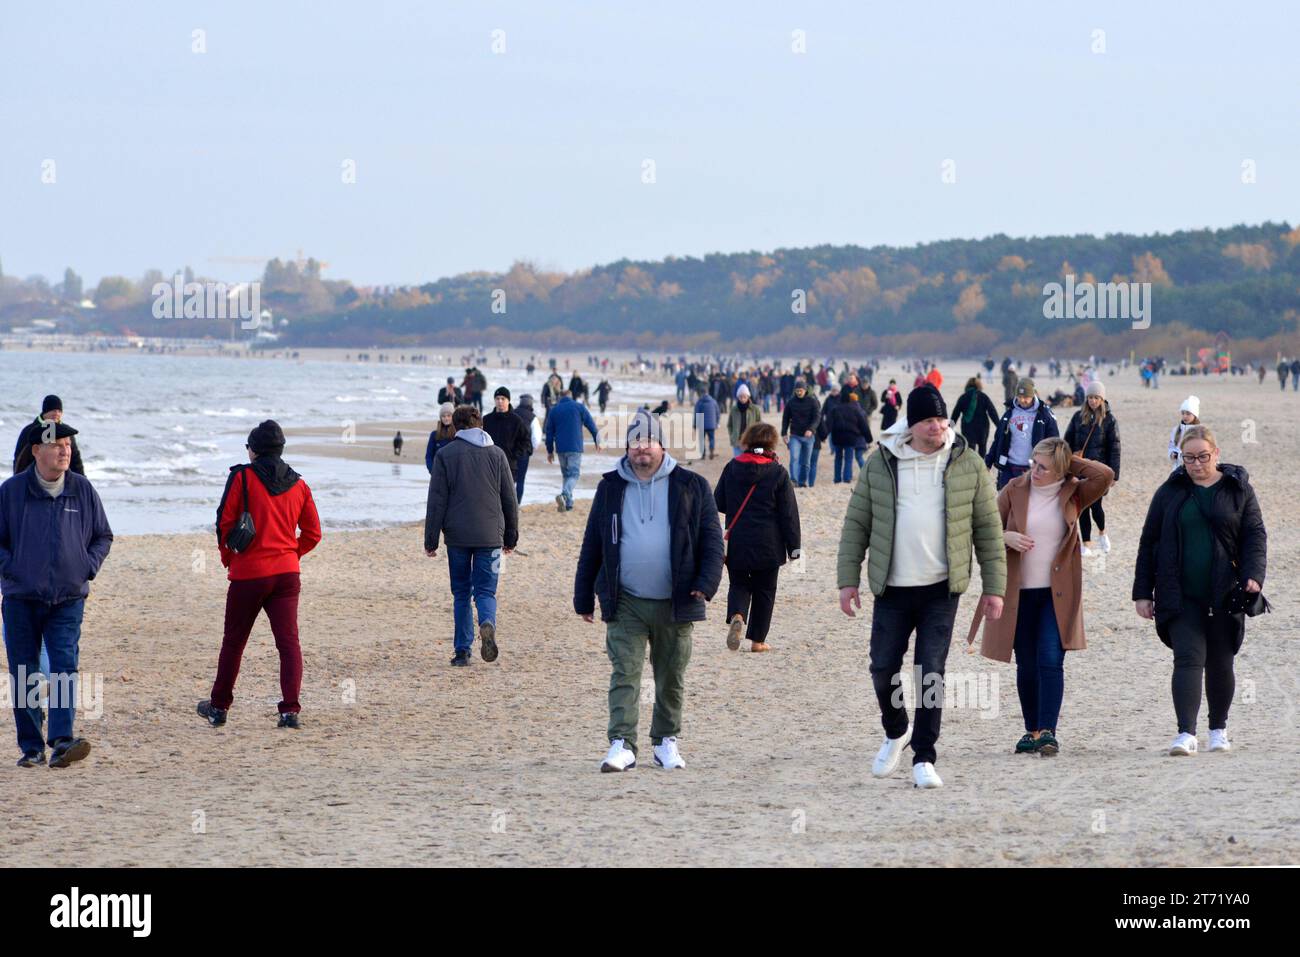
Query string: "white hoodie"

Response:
xmin=879 ymin=418 xmax=953 ymax=587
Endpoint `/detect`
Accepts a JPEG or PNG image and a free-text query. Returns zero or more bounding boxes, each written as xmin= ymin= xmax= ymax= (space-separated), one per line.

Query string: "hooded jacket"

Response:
xmin=0 ymin=465 xmax=113 ymax=602
xmin=837 ymin=419 xmax=1006 ymax=598
xmin=216 ymin=455 xmax=321 ymax=580
xmin=714 ymin=452 xmax=800 ymax=570
xmin=986 ymin=399 xmax=1059 ymax=469
xmin=614 ymin=452 xmax=676 ymax=598
xmin=574 ymin=459 xmax=723 ymax=623
xmin=425 ymin=428 xmax=519 ymax=551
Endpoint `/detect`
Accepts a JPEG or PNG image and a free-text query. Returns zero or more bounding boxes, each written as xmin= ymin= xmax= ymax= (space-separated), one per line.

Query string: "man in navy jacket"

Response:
xmin=0 ymin=423 xmax=112 ymax=768
xmin=544 ymin=391 xmax=600 ymax=512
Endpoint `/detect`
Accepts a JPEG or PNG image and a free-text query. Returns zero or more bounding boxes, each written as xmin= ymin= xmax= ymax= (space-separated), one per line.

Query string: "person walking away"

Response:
xmin=544 ymin=390 xmax=600 ymax=512
xmin=1290 ymin=357 xmax=1300 ymax=391
xmin=0 ymin=422 xmax=111 ymax=767
xmin=829 ymin=391 xmax=871 ymax=483
xmin=197 ymin=420 xmax=320 ymax=729
xmin=974 ymin=438 xmax=1113 ymax=756
xmin=715 ymin=423 xmax=800 ymax=652
xmin=694 ymin=390 xmax=720 ymax=460
xmin=987 ymin=378 xmax=1059 ymax=489
xmin=425 ymin=406 xmax=519 ymax=666
xmin=513 ymin=394 xmax=543 ymax=503
xmin=393 ymin=431 xmax=403 ymax=456
xmin=574 ymin=411 xmax=723 ymax=771
xmin=836 ymin=384 xmax=1006 ymax=789
xmin=727 ymin=385 xmax=763 ymax=458
xmin=781 ymin=378 xmax=821 ymax=487
xmin=1167 ymin=396 xmax=1200 ymax=472
xmin=815 ymin=382 xmax=842 ymax=485
xmin=1133 ymin=426 xmax=1266 ymax=756
xmin=482 ymin=387 xmax=532 ymax=494
xmin=1002 ymin=364 xmax=1019 ymax=406
xmin=1276 ymin=358 xmax=1289 ymax=391
xmin=1064 ymin=381 xmax=1122 ymax=555
xmin=13 ymin=395 xmax=85 ymax=476
xmin=949 ymin=377 xmax=999 ymax=458
xmin=425 ymin=403 xmax=457 ymax=473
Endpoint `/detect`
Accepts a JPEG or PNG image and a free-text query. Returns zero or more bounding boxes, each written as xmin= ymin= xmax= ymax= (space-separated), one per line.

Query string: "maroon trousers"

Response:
xmin=209 ymin=572 xmax=302 ymax=714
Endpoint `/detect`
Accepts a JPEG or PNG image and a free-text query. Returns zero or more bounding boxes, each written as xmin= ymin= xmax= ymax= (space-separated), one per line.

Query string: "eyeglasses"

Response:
xmin=1183 ymin=451 xmax=1215 ymax=465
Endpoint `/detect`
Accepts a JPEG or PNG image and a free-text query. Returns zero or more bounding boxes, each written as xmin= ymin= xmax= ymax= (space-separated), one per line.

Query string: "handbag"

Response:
xmin=1188 ymin=489 xmax=1270 ymax=617
xmin=224 ymin=467 xmax=257 ymax=553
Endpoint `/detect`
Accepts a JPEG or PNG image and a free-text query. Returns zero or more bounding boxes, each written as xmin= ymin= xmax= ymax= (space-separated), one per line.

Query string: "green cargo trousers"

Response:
xmin=606 ymin=593 xmax=694 ymax=754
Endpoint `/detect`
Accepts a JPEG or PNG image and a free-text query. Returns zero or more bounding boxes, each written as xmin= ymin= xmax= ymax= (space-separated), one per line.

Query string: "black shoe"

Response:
xmin=451 ymin=650 xmax=471 ymax=667
xmin=1035 ymin=731 xmax=1060 ymax=756
xmin=1015 ymin=733 xmax=1037 ymax=754
xmin=277 ymin=712 xmax=300 ymax=729
xmin=49 ymin=737 xmax=90 ymax=769
xmin=16 ymin=750 xmax=46 ymax=768
xmin=197 ymin=699 xmax=227 ymax=727
xmin=479 ymin=622 xmax=499 ymax=662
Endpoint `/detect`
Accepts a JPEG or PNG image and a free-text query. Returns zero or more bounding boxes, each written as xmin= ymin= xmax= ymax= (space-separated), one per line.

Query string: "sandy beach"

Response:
xmin=4 ymin=359 xmax=1297 ymax=867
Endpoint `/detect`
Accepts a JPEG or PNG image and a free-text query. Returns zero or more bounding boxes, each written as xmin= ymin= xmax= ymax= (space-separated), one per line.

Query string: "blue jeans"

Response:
xmin=788 ymin=435 xmax=814 ymax=485
xmin=808 ymin=441 xmax=821 ymax=487
xmin=835 ymin=445 xmax=865 ymax=483
xmin=514 ymin=452 xmax=530 ymax=503
xmin=732 ymin=445 xmax=743 ymax=458
xmin=447 ymin=547 xmax=500 ymax=654
xmin=2 ymin=597 xmax=85 ymax=754
xmin=699 ymin=428 xmax=715 ymax=458
xmin=557 ymin=452 xmax=582 ymax=508
xmin=1013 ymin=587 xmax=1067 ymax=732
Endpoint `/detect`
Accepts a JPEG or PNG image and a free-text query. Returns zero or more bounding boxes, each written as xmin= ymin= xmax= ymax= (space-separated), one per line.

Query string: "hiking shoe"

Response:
xmin=1035 ymin=731 xmax=1060 ymax=756
xmin=197 ymin=699 xmax=227 ymax=727
xmin=479 ymin=621 xmax=498 ymax=662
xmin=49 ymin=737 xmax=90 ymax=769
xmin=277 ymin=712 xmax=300 ymax=729
xmin=1169 ymin=732 xmax=1198 ymax=756
xmin=726 ymin=614 xmax=744 ymax=651
xmin=450 ymin=649 xmax=471 ymax=667
xmin=16 ymin=750 xmax=46 ymax=768
xmin=912 ymin=762 xmax=943 ymax=789
xmin=1015 ymin=733 xmax=1037 ymax=754
xmin=555 ymin=494 xmax=566 ymax=513
xmin=1208 ymin=728 xmax=1231 ymax=752
xmin=653 ymin=737 xmax=686 ymax=769
xmin=872 ymin=726 xmax=911 ymax=778
xmin=600 ymin=738 xmax=636 ymax=772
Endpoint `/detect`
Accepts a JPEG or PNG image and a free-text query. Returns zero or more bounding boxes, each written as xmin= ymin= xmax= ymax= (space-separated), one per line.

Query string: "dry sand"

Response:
xmin=4 ymin=361 xmax=1297 ymax=867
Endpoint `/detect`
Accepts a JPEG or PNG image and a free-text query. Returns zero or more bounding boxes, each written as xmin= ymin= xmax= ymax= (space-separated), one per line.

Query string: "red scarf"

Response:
xmin=736 ymin=451 xmax=777 ymax=464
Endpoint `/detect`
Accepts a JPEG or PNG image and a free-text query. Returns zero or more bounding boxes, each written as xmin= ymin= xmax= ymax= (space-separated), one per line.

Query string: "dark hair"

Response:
xmin=452 ymin=405 xmax=481 ymax=430
xmin=740 ymin=422 xmax=778 ymax=450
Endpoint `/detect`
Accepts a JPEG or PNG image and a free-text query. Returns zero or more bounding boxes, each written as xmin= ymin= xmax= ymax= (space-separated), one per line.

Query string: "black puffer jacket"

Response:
xmin=1132 ymin=463 xmax=1266 ymax=650
xmin=482 ymin=406 xmax=531 ymax=473
xmin=714 ymin=454 xmax=800 ymax=570
xmin=781 ymin=393 xmax=821 ymax=437
xmin=828 ymin=401 xmax=872 ymax=449
xmin=1064 ymin=407 xmax=1121 ymax=481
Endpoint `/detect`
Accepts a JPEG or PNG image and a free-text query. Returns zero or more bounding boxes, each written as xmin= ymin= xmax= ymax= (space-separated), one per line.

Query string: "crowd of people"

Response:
xmin=0 ymin=354 xmax=1270 ymax=789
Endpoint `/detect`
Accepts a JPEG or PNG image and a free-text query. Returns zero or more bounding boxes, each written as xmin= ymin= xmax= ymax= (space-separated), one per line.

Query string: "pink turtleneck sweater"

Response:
xmin=1022 ymin=479 xmax=1066 ymax=588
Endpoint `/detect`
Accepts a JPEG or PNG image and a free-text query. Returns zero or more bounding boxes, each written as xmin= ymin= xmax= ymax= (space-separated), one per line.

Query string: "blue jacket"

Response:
xmin=425 ymin=431 xmax=456 ymax=473
xmin=694 ymin=394 xmax=720 ymax=431
xmin=544 ymin=397 xmax=599 ymax=455
xmin=986 ymin=400 xmax=1060 ymax=469
xmin=0 ymin=466 xmax=113 ymax=603
xmin=574 ymin=463 xmax=724 ymax=623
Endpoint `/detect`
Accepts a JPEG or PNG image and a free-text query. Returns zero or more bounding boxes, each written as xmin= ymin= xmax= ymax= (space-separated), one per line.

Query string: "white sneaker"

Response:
xmin=1208 ymin=729 xmax=1231 ymax=752
xmin=871 ymin=726 xmax=912 ymax=778
xmin=912 ymin=762 xmax=943 ymax=789
xmin=653 ymin=737 xmax=686 ymax=769
xmin=1169 ymin=732 xmax=1198 ymax=756
xmin=1080 ymin=542 xmax=1093 ymax=557
xmin=1098 ymin=533 xmax=1111 ymax=554
xmin=600 ymin=738 xmax=637 ymax=772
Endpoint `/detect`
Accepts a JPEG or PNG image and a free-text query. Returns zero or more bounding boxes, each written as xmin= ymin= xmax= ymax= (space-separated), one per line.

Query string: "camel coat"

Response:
xmin=978 ymin=456 xmax=1115 ymax=661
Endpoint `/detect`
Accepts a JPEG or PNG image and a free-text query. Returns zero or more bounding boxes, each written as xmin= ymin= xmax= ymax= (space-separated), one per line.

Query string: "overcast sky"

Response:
xmin=2 ymin=0 xmax=1296 ymax=287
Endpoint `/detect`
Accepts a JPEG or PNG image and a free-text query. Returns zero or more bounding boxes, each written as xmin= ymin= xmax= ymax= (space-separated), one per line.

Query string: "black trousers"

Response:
xmin=725 ymin=565 xmax=780 ymax=644
xmin=869 ymin=580 xmax=960 ymax=765
xmin=1169 ymin=606 xmax=1236 ymax=735
xmin=1078 ymin=498 xmax=1105 ymax=540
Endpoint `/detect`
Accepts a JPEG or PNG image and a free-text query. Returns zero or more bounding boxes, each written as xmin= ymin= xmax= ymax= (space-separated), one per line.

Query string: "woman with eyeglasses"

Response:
xmin=1133 ymin=426 xmax=1267 ymax=757
xmin=973 ymin=437 xmax=1114 ymax=756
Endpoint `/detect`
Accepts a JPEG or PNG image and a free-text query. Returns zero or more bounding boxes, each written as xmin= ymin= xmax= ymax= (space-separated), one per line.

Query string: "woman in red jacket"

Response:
xmin=197 ymin=421 xmax=321 ymax=729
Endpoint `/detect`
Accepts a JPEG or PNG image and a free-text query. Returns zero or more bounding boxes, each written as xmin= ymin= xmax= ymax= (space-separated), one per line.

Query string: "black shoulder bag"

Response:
xmin=1188 ymin=490 xmax=1270 ymax=617
xmin=224 ymin=467 xmax=257 ymax=553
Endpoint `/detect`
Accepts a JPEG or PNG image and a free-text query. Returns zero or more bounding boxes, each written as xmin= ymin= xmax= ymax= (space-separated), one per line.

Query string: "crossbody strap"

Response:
xmin=723 ymin=483 xmax=759 ymax=542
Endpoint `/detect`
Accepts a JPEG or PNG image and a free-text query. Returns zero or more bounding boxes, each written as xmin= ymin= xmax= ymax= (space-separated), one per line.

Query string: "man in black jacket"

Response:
xmin=13 ymin=395 xmax=85 ymax=476
xmin=780 ymin=378 xmax=821 ymax=487
xmin=574 ymin=410 xmax=723 ymax=773
xmin=437 ymin=378 xmax=462 ymax=406
xmin=425 ymin=406 xmax=519 ymax=667
xmin=482 ymin=387 xmax=531 ymax=487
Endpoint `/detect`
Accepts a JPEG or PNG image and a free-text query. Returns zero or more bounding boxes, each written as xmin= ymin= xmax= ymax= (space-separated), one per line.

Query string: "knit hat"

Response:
xmin=1180 ymin=395 xmax=1200 ymax=418
xmin=736 ymin=384 xmax=751 ymax=400
xmin=42 ymin=394 xmax=63 ymax=415
xmin=626 ymin=409 xmax=663 ymax=447
xmin=494 ymin=386 xmax=511 ymax=400
xmin=1016 ymin=377 xmax=1036 ymax=398
xmin=246 ymin=420 xmax=285 ymax=455
xmin=439 ymin=402 xmax=454 ymax=417
xmin=906 ymin=384 xmax=947 ymax=425
xmin=1086 ymin=381 xmax=1106 ymax=399
xmin=794 ymin=377 xmax=807 ymax=389
xmin=517 ymin=394 xmax=534 ymax=407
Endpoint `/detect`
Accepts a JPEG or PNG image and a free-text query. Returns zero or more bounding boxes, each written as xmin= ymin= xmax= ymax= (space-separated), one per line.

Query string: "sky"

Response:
xmin=2 ymin=1 xmax=1296 ymax=287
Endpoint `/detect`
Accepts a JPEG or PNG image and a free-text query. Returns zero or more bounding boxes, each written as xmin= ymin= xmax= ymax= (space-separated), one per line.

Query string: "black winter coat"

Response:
xmin=714 ymin=456 xmax=800 ymax=570
xmin=1064 ymin=407 xmax=1121 ymax=481
xmin=828 ymin=401 xmax=872 ymax=448
xmin=986 ymin=400 xmax=1060 ymax=468
xmin=949 ymin=389 xmax=1000 ymax=447
xmin=782 ymin=393 xmax=821 ymax=437
xmin=574 ymin=465 xmax=724 ymax=623
xmin=482 ymin=407 xmax=532 ymax=472
xmin=1132 ymin=464 xmax=1266 ymax=651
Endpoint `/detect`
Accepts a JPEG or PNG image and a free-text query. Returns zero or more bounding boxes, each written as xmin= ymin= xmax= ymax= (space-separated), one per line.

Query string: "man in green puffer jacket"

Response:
xmin=836 ymin=384 xmax=1006 ymax=790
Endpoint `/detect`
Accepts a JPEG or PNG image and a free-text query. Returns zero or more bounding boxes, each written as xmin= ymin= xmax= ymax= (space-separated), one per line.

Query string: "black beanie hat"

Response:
xmin=494 ymin=386 xmax=511 ymax=400
xmin=42 ymin=394 xmax=62 ymax=415
xmin=906 ymin=384 xmax=947 ymax=426
xmin=247 ymin=420 xmax=286 ymax=455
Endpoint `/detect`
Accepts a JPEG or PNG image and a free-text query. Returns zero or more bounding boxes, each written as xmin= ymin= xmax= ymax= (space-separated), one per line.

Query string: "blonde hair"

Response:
xmin=1032 ymin=437 xmax=1072 ymax=477
xmin=1179 ymin=424 xmax=1217 ymax=450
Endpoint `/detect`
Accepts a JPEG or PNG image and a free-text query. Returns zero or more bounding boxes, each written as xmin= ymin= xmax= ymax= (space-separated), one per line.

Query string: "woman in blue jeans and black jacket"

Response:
xmin=973 ymin=437 xmax=1114 ymax=756
xmin=1132 ymin=425 xmax=1266 ymax=757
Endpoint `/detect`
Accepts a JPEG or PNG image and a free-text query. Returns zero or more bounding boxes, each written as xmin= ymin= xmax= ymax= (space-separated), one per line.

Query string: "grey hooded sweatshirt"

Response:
xmin=615 ymin=451 xmax=677 ymax=599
